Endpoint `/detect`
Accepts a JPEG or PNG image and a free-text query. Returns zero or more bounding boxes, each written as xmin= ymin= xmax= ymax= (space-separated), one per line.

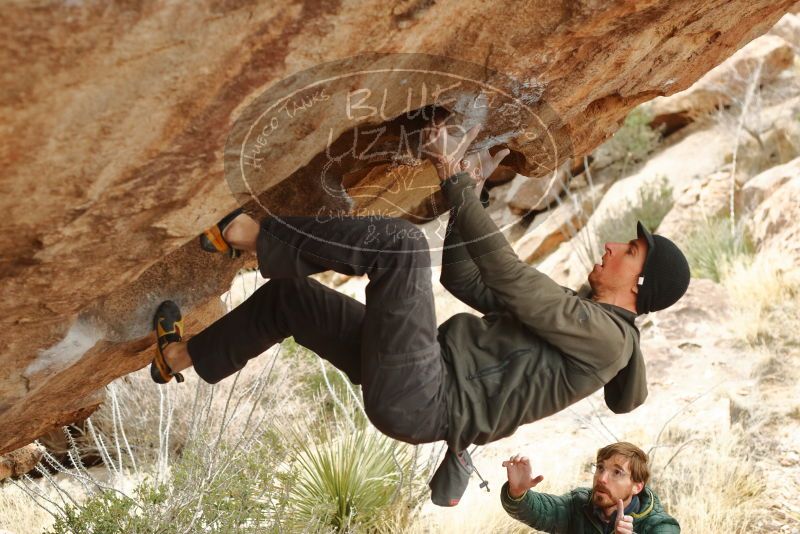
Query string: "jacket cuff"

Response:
xmin=479 ymin=185 xmax=490 ymax=209
xmin=441 ymin=172 xmax=478 ymax=209
xmin=440 ymin=172 xmax=492 ymax=209
xmin=501 ymin=481 xmax=528 ymax=503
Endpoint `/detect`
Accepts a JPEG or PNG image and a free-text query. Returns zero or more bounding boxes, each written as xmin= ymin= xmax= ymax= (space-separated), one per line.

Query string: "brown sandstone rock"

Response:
xmin=504 ymin=158 xmax=585 ymax=214
xmin=0 ymin=444 xmax=45 ymax=481
xmin=641 ymin=278 xmax=732 ymax=341
xmin=741 ymin=156 xmax=800 ymax=211
xmin=0 ymin=0 xmax=796 ymax=453
xmin=650 ymin=34 xmax=794 ymax=133
xmin=536 ymin=238 xmax=594 ymax=290
xmin=659 ymin=93 xmax=800 ymax=239
xmin=514 ymin=183 xmax=608 ymax=263
xmin=657 ymin=168 xmax=736 ymax=239
xmin=506 ymin=174 xmax=562 ymax=214
xmin=749 ymin=176 xmax=800 ymax=263
xmin=770 ymin=13 xmax=800 ymax=47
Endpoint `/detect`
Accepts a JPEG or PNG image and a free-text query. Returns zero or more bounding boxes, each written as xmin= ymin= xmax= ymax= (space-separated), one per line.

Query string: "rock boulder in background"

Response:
xmin=649 ymin=34 xmax=794 ymax=133
xmin=749 ymin=176 xmax=800 ymax=263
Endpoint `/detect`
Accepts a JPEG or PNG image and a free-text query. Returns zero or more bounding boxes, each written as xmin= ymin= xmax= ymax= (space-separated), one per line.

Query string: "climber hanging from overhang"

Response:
xmin=149 ymin=119 xmax=690 ymax=506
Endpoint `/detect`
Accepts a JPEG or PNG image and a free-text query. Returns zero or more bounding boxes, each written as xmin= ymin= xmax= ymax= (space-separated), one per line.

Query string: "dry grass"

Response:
xmin=82 ymin=340 xmax=311 ymax=470
xmin=652 ymin=243 xmax=800 ymax=533
xmin=83 ymin=268 xmax=319 ymax=468
xmin=720 ymin=248 xmax=800 ymax=345
xmin=405 ymin=505 xmax=530 ymax=534
xmin=652 ymin=425 xmax=766 ymax=534
xmin=0 ymin=482 xmax=56 ymax=533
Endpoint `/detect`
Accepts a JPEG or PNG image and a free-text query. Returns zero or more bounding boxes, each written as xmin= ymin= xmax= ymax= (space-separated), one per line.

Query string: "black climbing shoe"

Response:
xmin=151 ymin=300 xmax=185 ymax=384
xmin=199 ymin=208 xmax=243 ymax=258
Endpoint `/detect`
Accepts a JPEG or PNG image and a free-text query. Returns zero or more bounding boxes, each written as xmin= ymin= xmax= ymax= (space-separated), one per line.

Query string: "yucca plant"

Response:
xmin=286 ymin=426 xmax=416 ymax=532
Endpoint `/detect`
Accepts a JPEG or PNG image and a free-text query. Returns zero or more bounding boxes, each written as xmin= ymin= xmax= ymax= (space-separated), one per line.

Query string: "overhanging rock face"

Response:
xmin=0 ymin=0 xmax=794 ymax=453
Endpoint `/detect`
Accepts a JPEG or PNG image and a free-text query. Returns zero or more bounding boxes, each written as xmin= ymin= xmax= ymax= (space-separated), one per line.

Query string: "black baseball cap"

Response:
xmin=635 ymin=221 xmax=691 ymax=315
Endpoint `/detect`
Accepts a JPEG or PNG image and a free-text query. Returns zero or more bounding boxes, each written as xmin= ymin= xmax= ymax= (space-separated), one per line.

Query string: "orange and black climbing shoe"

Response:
xmin=151 ymin=300 xmax=185 ymax=384
xmin=199 ymin=208 xmax=243 ymax=258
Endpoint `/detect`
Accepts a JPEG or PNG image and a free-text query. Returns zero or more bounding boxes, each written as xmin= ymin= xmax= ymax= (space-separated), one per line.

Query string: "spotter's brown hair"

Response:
xmin=596 ymin=442 xmax=650 ymax=485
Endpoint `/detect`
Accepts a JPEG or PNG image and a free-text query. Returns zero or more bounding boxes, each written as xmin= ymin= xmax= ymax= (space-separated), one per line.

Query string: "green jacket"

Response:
xmin=438 ymin=174 xmax=647 ymax=452
xmin=500 ymin=483 xmax=680 ymax=533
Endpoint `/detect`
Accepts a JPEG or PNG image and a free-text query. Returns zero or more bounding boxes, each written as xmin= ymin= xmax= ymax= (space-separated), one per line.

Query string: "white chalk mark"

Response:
xmin=25 ymin=319 xmax=103 ymax=379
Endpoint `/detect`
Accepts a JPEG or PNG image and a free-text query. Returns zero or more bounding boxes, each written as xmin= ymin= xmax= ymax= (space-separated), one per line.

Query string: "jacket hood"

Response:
xmin=562 ymin=286 xmax=648 ymax=414
xmin=632 ymin=486 xmax=658 ymax=519
xmin=599 ymin=303 xmax=647 ymax=414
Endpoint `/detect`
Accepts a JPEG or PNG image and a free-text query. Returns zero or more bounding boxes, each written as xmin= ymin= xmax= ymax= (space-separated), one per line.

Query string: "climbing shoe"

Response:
xmin=151 ymin=300 xmax=185 ymax=384
xmin=199 ymin=208 xmax=243 ymax=258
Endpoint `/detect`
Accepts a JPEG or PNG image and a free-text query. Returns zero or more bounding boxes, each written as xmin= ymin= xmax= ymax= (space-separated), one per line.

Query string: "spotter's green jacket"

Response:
xmin=500 ymin=483 xmax=681 ymax=533
xmin=438 ymin=173 xmax=648 ymax=452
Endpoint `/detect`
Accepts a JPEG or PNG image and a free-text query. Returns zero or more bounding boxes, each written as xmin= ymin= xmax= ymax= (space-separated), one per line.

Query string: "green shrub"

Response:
xmin=45 ymin=437 xmax=283 ymax=534
xmin=595 ymin=175 xmax=674 ymax=245
xmin=284 ymin=335 xmax=369 ymax=441
xmin=301 ymin=362 xmax=362 ymax=419
xmin=281 ymin=336 xmax=312 ymax=360
xmin=45 ymin=481 xmax=174 ymax=534
xmin=605 ymin=107 xmax=662 ymax=163
xmin=47 ymin=488 xmax=150 ymax=534
xmin=681 ymin=217 xmax=753 ymax=282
